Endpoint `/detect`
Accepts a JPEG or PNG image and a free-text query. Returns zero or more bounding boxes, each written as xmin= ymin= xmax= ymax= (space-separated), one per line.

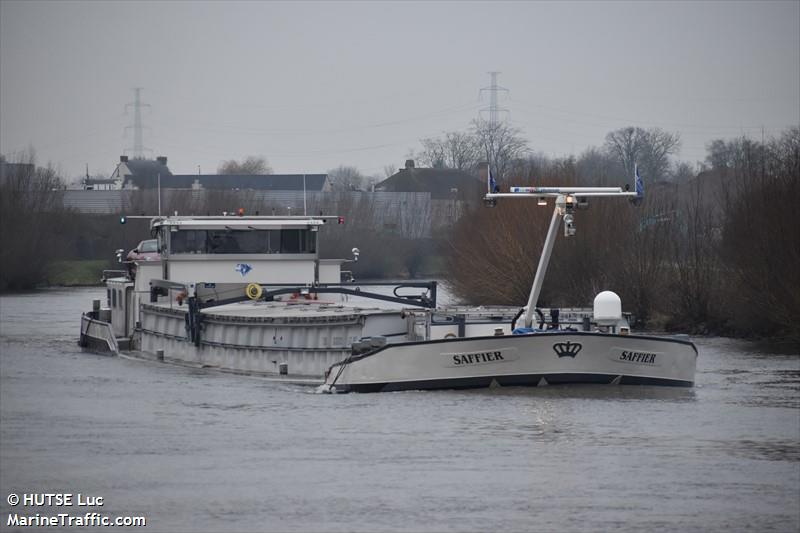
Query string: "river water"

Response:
xmin=1 ymin=288 xmax=798 ymax=532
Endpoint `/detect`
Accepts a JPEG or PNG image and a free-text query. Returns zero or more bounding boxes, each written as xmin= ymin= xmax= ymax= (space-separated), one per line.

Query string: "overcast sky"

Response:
xmin=1 ymin=0 xmax=798 ymax=181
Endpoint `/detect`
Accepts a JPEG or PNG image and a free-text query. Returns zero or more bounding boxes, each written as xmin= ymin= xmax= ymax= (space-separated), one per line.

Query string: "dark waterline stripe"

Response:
xmin=340 ymin=373 xmax=694 ymax=393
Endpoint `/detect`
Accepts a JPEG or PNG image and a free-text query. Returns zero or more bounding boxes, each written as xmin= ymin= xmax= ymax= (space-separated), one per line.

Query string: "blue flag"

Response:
xmin=488 ymin=166 xmax=499 ymax=193
xmin=635 ymin=164 xmax=644 ymax=197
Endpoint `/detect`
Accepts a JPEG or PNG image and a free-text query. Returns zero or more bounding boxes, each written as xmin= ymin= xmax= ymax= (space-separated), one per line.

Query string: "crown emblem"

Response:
xmin=553 ymin=341 xmax=582 ymax=358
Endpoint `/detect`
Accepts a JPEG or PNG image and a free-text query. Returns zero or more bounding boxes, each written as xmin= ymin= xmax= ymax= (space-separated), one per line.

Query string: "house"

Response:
xmin=174 ymin=173 xmax=330 ymax=192
xmin=82 ymin=177 xmax=118 ymax=190
xmin=375 ymin=159 xmax=482 ymax=200
xmin=82 ymin=155 xmax=173 ymax=189
xmin=0 ymin=157 xmax=35 ymax=185
xmin=90 ymin=155 xmax=330 ymax=192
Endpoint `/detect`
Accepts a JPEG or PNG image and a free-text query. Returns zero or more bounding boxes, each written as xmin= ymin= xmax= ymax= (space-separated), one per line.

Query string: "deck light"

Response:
xmin=563 ymin=214 xmax=576 ymax=237
xmin=238 ymin=208 xmax=245 ymax=217
xmin=119 ymin=215 xmax=127 ymax=224
xmin=537 ymin=197 xmax=547 ymax=206
xmin=338 ymin=216 xmax=345 ymax=224
xmin=564 ymin=195 xmax=576 ymax=217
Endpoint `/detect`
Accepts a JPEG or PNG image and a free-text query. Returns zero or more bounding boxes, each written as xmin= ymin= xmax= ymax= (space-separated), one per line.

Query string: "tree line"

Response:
xmin=446 ymin=126 xmax=799 ymax=343
xmin=2 ymin=126 xmax=797 ymax=344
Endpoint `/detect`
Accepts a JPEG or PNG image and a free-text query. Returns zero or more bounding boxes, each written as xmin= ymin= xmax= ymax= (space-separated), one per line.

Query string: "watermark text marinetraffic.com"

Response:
xmin=6 ymin=492 xmax=147 ymax=528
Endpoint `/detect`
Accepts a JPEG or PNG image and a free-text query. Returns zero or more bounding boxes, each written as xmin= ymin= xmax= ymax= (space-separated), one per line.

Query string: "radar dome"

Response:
xmin=593 ymin=291 xmax=622 ymax=325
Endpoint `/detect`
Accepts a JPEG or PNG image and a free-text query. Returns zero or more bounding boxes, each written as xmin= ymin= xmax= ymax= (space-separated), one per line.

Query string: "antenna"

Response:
xmin=124 ymin=88 xmax=151 ymax=159
xmin=303 ymin=174 xmax=307 ymax=216
xmin=479 ymin=71 xmax=509 ymax=126
xmin=157 ymin=173 xmax=162 ymax=216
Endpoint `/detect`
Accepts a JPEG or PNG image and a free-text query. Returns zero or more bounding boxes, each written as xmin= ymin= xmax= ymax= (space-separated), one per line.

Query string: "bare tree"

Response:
xmin=418 ymin=131 xmax=481 ymax=172
xmin=605 ymin=127 xmax=680 ymax=182
xmin=671 ymin=161 xmax=695 ymax=183
xmin=0 ymin=149 xmax=69 ymax=289
xmin=217 ymin=155 xmax=273 ymax=175
xmin=471 ymin=119 xmax=529 ymax=181
xmin=383 ymin=164 xmax=398 ymax=178
xmin=328 ymin=165 xmax=364 ymax=191
xmin=705 ymin=139 xmax=732 ymax=171
xmin=575 ymin=147 xmax=625 ymax=186
xmin=716 ymin=127 xmax=800 ymax=340
xmin=669 ymin=178 xmax=720 ymax=330
xmin=364 ymin=174 xmax=382 ymax=191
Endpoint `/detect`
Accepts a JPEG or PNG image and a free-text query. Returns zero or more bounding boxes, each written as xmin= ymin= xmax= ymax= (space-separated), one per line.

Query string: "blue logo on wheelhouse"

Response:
xmin=234 ymin=263 xmax=252 ymax=277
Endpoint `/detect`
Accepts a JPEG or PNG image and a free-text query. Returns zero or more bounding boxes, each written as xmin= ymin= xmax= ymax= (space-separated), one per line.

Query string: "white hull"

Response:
xmin=79 ymin=313 xmax=119 ymax=354
xmin=324 ymin=332 xmax=697 ymax=393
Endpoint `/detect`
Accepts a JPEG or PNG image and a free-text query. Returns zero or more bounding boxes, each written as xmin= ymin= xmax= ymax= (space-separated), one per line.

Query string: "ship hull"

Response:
xmin=324 ymin=331 xmax=697 ymax=393
xmin=79 ymin=313 xmax=119 ymax=354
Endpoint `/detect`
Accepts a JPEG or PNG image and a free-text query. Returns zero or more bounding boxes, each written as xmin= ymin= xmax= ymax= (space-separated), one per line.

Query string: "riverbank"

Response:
xmin=5 ymin=262 xmax=798 ymax=349
xmin=43 ymin=259 xmax=109 ymax=287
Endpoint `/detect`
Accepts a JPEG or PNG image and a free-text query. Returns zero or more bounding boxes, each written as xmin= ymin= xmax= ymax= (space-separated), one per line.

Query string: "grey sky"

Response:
xmin=1 ymin=0 xmax=798 ymax=181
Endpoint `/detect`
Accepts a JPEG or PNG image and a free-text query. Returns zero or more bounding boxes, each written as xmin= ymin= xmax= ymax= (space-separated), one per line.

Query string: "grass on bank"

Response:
xmin=44 ymin=259 xmax=111 ymax=286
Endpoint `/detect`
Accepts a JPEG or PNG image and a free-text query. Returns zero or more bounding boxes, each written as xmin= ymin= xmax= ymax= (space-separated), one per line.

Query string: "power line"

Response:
xmin=149 ymin=101 xmax=480 ymax=138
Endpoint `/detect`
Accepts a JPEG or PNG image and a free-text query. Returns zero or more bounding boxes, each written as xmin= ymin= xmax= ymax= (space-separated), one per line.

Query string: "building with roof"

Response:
xmin=375 ymin=159 xmax=482 ymax=201
xmin=84 ymin=155 xmax=330 ymax=192
xmin=81 ymin=155 xmax=173 ymax=190
xmin=175 ymin=173 xmax=330 ymax=192
xmin=0 ymin=157 xmax=35 ymax=185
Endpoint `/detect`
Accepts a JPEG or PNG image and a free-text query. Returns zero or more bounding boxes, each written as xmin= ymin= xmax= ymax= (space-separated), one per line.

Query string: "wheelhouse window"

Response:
xmin=169 ymin=229 xmax=316 ymax=254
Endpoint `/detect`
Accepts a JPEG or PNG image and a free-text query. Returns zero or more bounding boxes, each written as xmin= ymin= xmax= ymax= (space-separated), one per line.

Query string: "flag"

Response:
xmin=488 ymin=165 xmax=499 ymax=193
xmin=633 ymin=165 xmax=644 ymax=199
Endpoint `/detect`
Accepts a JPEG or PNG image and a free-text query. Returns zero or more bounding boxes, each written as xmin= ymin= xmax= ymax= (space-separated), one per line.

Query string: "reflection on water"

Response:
xmin=467 ymin=383 xmax=698 ymax=402
xmin=1 ymin=288 xmax=798 ymax=532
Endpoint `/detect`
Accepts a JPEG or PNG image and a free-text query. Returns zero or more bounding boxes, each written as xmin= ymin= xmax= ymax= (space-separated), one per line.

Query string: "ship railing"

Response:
xmin=102 ymin=269 xmax=129 ymax=282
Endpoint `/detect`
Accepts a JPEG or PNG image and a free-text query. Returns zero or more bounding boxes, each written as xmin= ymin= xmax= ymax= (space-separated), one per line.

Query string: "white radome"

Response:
xmin=593 ymin=290 xmax=622 ymax=325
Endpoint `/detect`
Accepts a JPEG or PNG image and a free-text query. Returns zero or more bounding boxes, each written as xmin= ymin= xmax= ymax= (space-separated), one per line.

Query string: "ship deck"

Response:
xmin=144 ymin=298 xmax=406 ymax=320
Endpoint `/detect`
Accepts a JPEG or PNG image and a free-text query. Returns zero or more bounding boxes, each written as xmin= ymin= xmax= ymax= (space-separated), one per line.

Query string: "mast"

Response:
xmin=522 ymin=202 xmax=562 ymax=328
xmin=485 ymin=184 xmax=641 ymax=329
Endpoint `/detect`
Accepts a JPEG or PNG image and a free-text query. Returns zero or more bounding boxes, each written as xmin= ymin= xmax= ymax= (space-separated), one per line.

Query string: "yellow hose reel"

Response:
xmin=245 ymin=283 xmax=263 ymax=300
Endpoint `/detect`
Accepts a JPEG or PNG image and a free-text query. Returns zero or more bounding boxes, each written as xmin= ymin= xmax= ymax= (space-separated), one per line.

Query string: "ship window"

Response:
xmin=170 ymin=230 xmax=207 ymax=254
xmin=169 ymin=228 xmax=316 ymax=254
xmin=278 ymin=229 xmax=317 ymax=253
xmin=306 ymin=230 xmax=317 ymax=253
xmin=141 ymin=240 xmax=158 ymax=253
xmin=280 ymin=230 xmax=302 ymax=253
xmin=107 ymin=289 xmax=111 ymax=307
xmin=112 ymin=288 xmax=117 ymax=308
